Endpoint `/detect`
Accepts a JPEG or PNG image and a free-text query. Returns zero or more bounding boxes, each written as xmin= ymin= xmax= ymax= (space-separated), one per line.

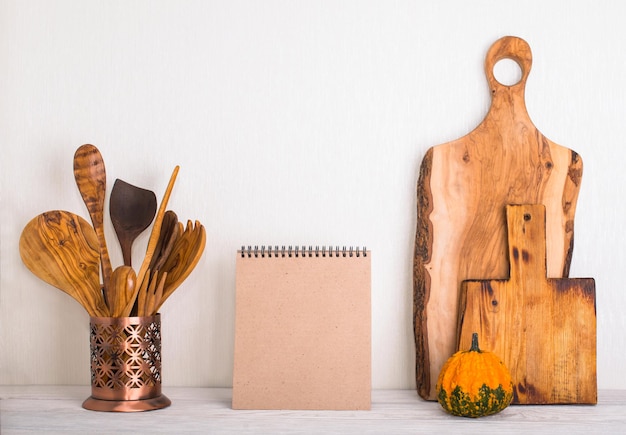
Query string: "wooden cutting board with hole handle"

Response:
xmin=457 ymin=204 xmax=596 ymax=404
xmin=413 ymin=36 xmax=584 ymax=400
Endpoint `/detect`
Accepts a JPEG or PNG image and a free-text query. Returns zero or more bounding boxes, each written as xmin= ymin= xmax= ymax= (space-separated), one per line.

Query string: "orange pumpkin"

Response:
xmin=436 ymin=333 xmax=513 ymax=417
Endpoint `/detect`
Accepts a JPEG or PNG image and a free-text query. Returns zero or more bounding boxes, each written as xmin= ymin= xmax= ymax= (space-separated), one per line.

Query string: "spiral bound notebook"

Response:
xmin=232 ymin=246 xmax=371 ymax=410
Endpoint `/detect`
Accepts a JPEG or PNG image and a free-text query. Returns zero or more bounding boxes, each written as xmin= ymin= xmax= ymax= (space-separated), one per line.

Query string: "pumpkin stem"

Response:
xmin=470 ymin=333 xmax=481 ymax=352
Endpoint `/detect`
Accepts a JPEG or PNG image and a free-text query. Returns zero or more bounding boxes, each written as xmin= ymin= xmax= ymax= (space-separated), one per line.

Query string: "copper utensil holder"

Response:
xmin=82 ymin=314 xmax=171 ymax=412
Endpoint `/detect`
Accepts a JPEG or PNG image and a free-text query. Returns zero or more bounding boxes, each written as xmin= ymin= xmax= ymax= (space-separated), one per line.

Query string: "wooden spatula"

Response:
xmin=413 ymin=36 xmax=584 ymax=400
xmin=457 ymin=204 xmax=596 ymax=404
xmin=109 ymin=179 xmax=157 ymax=267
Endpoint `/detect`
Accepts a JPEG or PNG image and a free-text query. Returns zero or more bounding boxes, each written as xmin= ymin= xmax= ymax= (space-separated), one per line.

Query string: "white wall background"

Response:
xmin=1 ymin=0 xmax=624 ymax=390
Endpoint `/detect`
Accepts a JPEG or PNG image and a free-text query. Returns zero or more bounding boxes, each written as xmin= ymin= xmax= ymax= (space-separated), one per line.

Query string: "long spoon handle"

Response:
xmin=73 ymin=144 xmax=113 ymax=301
xmin=123 ymin=166 xmax=179 ymax=316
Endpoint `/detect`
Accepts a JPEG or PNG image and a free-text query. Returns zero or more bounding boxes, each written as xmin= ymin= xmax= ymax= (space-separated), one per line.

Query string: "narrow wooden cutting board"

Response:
xmin=413 ymin=36 xmax=584 ymax=400
xmin=458 ymin=204 xmax=596 ymax=404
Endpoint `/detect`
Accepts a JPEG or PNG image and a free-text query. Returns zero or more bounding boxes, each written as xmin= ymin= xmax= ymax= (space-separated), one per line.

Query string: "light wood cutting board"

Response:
xmin=458 ymin=204 xmax=596 ymax=404
xmin=413 ymin=36 xmax=584 ymax=400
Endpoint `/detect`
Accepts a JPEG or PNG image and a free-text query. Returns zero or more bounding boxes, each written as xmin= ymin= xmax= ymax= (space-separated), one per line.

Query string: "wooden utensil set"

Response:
xmin=19 ymin=144 xmax=205 ymax=318
xmin=413 ymin=36 xmax=596 ymax=405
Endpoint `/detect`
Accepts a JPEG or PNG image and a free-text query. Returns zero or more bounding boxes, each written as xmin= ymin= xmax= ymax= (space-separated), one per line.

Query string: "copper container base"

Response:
xmin=83 ymin=314 xmax=170 ymax=412
xmin=82 ymin=394 xmax=171 ymax=412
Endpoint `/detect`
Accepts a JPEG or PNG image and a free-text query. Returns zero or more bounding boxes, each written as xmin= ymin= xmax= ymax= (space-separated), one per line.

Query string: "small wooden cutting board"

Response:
xmin=413 ymin=36 xmax=584 ymax=400
xmin=458 ymin=204 xmax=596 ymax=404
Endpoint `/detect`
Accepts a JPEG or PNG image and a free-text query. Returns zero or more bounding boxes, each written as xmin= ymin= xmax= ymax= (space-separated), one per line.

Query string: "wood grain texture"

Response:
xmin=158 ymin=220 xmax=206 ymax=305
xmin=413 ymin=36 xmax=583 ymax=400
xmin=125 ymin=166 xmax=179 ymax=317
xmin=108 ymin=265 xmax=136 ymax=317
xmin=73 ymin=144 xmax=113 ymax=303
xmin=135 ymin=166 xmax=179 ymax=289
xmin=458 ymin=205 xmax=596 ymax=404
xmin=109 ymin=179 xmax=157 ymax=268
xmin=413 ymin=148 xmax=434 ymax=399
xmin=19 ymin=211 xmax=109 ymax=317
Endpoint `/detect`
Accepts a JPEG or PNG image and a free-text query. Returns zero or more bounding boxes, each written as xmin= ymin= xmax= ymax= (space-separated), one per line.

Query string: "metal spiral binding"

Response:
xmin=240 ymin=245 xmax=367 ymax=258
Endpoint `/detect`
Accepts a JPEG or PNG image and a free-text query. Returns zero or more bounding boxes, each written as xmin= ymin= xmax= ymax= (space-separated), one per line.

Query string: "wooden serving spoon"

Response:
xmin=19 ymin=210 xmax=109 ymax=317
xmin=73 ymin=144 xmax=113 ymax=304
xmin=108 ymin=265 xmax=136 ymax=317
xmin=109 ymin=179 xmax=157 ymax=267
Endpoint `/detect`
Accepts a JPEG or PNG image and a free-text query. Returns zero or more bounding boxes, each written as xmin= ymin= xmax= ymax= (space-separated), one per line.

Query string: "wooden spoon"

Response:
xmin=109 ymin=179 xmax=157 ymax=267
xmin=73 ymin=144 xmax=113 ymax=304
xmin=109 ymin=265 xmax=136 ymax=317
xmin=19 ymin=210 xmax=109 ymax=317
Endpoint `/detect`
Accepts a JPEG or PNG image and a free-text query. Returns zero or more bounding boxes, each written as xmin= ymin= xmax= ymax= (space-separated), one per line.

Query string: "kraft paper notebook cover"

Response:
xmin=232 ymin=246 xmax=371 ymax=410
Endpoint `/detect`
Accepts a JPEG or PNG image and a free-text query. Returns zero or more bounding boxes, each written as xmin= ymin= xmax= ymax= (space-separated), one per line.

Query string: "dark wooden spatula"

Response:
xmin=109 ymin=179 xmax=157 ymax=267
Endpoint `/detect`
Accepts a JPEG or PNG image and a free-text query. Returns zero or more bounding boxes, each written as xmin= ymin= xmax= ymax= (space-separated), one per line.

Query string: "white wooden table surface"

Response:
xmin=1 ymin=386 xmax=625 ymax=434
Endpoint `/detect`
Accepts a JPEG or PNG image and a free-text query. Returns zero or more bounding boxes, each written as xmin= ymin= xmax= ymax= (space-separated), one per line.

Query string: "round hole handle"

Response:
xmin=485 ymin=36 xmax=532 ymax=92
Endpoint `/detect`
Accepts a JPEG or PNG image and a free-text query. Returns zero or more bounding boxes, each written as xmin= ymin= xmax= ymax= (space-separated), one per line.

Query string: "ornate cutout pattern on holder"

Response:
xmin=89 ymin=316 xmax=162 ymax=391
